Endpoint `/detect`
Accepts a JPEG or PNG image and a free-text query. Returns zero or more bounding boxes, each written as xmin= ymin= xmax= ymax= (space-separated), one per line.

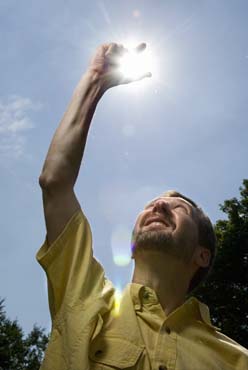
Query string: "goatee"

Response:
xmin=132 ymin=229 xmax=174 ymax=255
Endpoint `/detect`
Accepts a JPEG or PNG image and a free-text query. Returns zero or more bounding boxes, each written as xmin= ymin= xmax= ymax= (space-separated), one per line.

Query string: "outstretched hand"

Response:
xmin=88 ymin=42 xmax=152 ymax=90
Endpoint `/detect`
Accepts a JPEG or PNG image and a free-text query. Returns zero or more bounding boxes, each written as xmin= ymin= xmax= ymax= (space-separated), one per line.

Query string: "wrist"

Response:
xmin=83 ymin=69 xmax=109 ymax=95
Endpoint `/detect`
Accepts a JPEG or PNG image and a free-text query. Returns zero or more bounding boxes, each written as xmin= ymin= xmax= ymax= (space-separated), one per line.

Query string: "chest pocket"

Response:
xmin=89 ymin=336 xmax=144 ymax=369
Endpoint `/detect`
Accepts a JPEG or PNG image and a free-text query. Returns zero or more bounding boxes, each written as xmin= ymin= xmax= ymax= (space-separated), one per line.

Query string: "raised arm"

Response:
xmin=39 ymin=42 xmax=151 ymax=245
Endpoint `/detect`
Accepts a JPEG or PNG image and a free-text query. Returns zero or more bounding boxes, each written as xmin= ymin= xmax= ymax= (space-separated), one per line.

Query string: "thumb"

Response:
xmin=133 ymin=71 xmax=152 ymax=82
xmin=120 ymin=71 xmax=152 ymax=85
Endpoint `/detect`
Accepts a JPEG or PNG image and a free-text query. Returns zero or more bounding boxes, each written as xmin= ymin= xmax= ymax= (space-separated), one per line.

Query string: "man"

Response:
xmin=37 ymin=43 xmax=248 ymax=370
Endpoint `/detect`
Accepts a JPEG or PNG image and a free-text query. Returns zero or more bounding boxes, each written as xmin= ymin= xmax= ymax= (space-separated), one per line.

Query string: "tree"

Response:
xmin=0 ymin=299 xmax=49 ymax=370
xmin=193 ymin=179 xmax=248 ymax=348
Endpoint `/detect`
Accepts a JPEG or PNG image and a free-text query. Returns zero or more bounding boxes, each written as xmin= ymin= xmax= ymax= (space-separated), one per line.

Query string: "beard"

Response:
xmin=131 ymin=228 xmax=194 ymax=263
xmin=132 ymin=228 xmax=174 ymax=254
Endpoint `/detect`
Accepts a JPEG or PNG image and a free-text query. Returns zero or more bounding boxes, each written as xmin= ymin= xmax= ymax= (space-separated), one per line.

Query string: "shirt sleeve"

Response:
xmin=36 ymin=208 xmax=107 ymax=322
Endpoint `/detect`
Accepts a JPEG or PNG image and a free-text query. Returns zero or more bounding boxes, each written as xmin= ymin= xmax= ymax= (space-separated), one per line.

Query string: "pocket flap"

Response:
xmin=89 ymin=336 xmax=144 ymax=368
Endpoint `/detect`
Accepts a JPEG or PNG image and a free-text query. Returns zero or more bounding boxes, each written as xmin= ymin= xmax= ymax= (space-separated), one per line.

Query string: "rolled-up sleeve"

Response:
xmin=36 ymin=209 xmax=106 ymax=321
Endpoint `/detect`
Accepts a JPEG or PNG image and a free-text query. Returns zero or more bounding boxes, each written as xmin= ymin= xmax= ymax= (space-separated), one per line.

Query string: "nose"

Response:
xmin=152 ymin=199 xmax=171 ymax=215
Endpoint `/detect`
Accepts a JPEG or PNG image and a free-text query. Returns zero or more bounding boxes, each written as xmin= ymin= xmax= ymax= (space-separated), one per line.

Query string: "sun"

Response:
xmin=118 ymin=40 xmax=157 ymax=82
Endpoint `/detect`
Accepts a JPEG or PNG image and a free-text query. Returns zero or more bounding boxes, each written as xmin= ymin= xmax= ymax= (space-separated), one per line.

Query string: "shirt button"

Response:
xmin=158 ymin=366 xmax=167 ymax=370
xmin=143 ymin=291 xmax=150 ymax=299
xmin=95 ymin=349 xmax=103 ymax=357
xmin=164 ymin=326 xmax=171 ymax=334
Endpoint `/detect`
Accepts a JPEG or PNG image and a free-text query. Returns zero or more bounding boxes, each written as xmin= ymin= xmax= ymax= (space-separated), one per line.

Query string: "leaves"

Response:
xmin=0 ymin=300 xmax=48 ymax=370
xmin=192 ymin=179 xmax=248 ymax=347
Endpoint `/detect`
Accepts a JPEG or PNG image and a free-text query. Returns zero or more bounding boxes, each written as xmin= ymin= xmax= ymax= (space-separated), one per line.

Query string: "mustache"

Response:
xmin=142 ymin=211 xmax=175 ymax=229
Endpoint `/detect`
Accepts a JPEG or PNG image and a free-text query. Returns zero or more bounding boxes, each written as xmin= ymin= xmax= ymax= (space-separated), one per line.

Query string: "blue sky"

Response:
xmin=0 ymin=0 xmax=247 ymax=335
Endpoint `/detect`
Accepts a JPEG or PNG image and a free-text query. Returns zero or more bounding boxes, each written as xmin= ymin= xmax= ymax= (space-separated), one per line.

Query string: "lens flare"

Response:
xmin=111 ymin=225 xmax=131 ymax=266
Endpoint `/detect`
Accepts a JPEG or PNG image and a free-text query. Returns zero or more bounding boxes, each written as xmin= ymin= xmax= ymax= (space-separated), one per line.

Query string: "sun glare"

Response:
xmin=118 ymin=40 xmax=158 ymax=82
xmin=111 ymin=287 xmax=122 ymax=317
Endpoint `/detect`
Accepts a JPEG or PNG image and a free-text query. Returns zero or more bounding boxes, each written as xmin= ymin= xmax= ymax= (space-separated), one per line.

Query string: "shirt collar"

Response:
xmin=130 ymin=282 xmax=221 ymax=331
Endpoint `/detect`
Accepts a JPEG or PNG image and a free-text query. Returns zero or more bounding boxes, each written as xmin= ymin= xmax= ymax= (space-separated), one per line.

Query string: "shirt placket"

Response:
xmin=142 ymin=288 xmax=177 ymax=370
xmin=153 ymin=321 xmax=177 ymax=370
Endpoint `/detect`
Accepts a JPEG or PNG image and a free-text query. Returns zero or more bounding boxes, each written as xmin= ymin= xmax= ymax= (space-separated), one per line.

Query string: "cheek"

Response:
xmin=174 ymin=218 xmax=198 ymax=243
xmin=134 ymin=211 xmax=146 ymax=229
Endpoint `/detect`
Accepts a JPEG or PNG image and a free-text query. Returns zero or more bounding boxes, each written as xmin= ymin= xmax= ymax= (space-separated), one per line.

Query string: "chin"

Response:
xmin=132 ymin=229 xmax=174 ymax=255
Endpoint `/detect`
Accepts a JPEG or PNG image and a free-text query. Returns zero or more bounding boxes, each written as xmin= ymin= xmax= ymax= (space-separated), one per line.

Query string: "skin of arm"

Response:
xmin=40 ymin=72 xmax=104 ymax=190
xmin=39 ymin=42 xmax=151 ymax=245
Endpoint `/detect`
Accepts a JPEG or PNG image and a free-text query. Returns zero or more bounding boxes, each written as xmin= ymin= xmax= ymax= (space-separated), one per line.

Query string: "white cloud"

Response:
xmin=0 ymin=95 xmax=41 ymax=160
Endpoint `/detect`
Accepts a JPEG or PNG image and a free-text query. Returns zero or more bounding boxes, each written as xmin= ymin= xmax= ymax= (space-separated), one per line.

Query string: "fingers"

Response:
xmin=102 ymin=43 xmax=127 ymax=69
xmin=135 ymin=42 xmax=147 ymax=53
xmin=100 ymin=42 xmax=146 ymax=53
xmin=93 ymin=42 xmax=151 ymax=88
xmin=106 ymin=43 xmax=128 ymax=57
xmin=102 ymin=42 xmax=146 ymax=58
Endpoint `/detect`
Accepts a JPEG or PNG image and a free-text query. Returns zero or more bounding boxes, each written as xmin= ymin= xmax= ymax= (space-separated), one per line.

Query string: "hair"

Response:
xmin=161 ymin=190 xmax=217 ymax=295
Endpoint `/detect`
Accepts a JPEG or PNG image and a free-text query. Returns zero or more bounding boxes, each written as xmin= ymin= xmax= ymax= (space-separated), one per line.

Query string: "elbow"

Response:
xmin=38 ymin=173 xmax=49 ymax=190
xmin=39 ymin=172 xmax=58 ymax=191
xmin=39 ymin=172 xmax=73 ymax=192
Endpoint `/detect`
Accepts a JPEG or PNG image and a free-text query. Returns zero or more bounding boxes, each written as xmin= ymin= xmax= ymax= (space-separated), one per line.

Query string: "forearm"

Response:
xmin=39 ymin=71 xmax=104 ymax=189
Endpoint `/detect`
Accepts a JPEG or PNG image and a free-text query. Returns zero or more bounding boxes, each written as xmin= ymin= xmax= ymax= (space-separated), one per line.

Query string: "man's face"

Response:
xmin=131 ymin=196 xmax=200 ymax=264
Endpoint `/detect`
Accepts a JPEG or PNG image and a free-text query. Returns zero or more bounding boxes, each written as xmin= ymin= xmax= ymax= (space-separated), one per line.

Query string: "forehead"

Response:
xmin=145 ymin=196 xmax=194 ymax=209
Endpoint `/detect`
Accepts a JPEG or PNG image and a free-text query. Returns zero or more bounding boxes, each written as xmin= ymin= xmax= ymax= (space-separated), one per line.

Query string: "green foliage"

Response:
xmin=193 ymin=179 xmax=248 ymax=348
xmin=0 ymin=299 xmax=49 ymax=370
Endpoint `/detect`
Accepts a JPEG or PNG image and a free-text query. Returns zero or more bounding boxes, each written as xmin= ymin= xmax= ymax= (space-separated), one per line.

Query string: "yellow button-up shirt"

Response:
xmin=36 ymin=209 xmax=248 ymax=370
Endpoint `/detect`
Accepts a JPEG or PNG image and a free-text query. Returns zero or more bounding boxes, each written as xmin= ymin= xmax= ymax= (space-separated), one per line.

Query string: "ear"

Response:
xmin=195 ymin=246 xmax=211 ymax=268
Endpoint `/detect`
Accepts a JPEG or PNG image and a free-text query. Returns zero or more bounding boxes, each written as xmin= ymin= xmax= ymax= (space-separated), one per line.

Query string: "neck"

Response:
xmin=131 ymin=252 xmax=191 ymax=316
